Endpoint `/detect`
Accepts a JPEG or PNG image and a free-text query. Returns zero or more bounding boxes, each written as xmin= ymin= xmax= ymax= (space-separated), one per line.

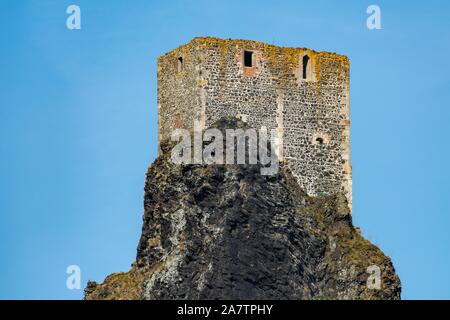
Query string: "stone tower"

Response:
xmin=157 ymin=37 xmax=352 ymax=211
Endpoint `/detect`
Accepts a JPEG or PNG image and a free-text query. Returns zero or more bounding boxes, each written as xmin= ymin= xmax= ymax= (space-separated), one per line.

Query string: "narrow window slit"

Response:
xmin=177 ymin=57 xmax=183 ymax=72
xmin=302 ymin=55 xmax=310 ymax=80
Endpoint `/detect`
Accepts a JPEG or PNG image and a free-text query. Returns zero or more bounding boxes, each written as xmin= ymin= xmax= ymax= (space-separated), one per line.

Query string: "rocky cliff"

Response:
xmin=84 ymin=118 xmax=401 ymax=300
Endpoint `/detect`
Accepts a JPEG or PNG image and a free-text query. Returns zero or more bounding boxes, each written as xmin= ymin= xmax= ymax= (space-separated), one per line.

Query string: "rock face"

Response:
xmin=84 ymin=118 xmax=400 ymax=300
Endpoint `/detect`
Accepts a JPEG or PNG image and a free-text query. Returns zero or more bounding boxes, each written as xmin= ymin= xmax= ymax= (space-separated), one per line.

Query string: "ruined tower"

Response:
xmin=157 ymin=37 xmax=352 ymax=211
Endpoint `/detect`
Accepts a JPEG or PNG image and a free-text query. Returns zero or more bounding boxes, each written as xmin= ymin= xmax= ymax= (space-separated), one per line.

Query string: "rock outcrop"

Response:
xmin=84 ymin=118 xmax=400 ymax=300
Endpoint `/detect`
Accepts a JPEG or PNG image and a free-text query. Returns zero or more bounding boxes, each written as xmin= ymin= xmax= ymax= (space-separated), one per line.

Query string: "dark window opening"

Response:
xmin=244 ymin=50 xmax=253 ymax=67
xmin=177 ymin=57 xmax=183 ymax=72
xmin=302 ymin=55 xmax=310 ymax=79
xmin=316 ymin=137 xmax=324 ymax=144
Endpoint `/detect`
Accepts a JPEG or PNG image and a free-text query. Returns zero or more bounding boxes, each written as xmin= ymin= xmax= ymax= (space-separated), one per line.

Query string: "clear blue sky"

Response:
xmin=1 ymin=0 xmax=449 ymax=300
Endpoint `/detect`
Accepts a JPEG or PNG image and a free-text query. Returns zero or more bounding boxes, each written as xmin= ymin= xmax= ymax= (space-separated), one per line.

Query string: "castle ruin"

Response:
xmin=157 ymin=37 xmax=352 ymax=211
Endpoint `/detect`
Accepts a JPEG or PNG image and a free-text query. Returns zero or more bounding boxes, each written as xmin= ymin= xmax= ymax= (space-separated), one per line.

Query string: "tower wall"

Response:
xmin=157 ymin=37 xmax=352 ymax=210
xmin=157 ymin=41 xmax=203 ymax=143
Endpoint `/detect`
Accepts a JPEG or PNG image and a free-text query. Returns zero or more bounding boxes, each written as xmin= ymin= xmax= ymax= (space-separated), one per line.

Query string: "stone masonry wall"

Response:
xmin=157 ymin=42 xmax=203 ymax=143
xmin=157 ymin=37 xmax=352 ymax=211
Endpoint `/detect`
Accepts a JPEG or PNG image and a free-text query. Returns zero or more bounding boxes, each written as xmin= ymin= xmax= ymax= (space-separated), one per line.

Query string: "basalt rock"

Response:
xmin=84 ymin=118 xmax=400 ymax=300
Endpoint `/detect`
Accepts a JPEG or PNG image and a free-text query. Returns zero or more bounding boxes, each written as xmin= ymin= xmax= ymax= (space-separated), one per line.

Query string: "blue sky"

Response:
xmin=0 ymin=0 xmax=449 ymax=299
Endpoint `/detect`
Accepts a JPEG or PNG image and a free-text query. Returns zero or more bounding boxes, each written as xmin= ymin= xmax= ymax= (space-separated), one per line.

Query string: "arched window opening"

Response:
xmin=302 ymin=55 xmax=310 ymax=80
